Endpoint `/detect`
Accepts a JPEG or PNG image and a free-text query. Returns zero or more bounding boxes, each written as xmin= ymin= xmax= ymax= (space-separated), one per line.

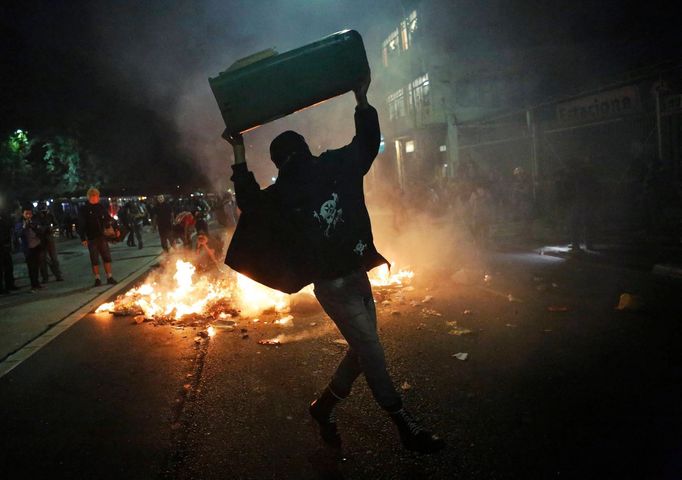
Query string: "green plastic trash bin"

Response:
xmin=209 ymin=29 xmax=370 ymax=134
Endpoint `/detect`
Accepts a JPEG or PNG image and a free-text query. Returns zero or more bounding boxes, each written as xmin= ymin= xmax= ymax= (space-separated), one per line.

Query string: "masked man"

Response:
xmin=224 ymin=75 xmax=444 ymax=453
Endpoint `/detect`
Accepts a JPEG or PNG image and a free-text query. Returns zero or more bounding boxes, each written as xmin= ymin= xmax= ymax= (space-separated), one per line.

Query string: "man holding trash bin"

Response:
xmin=224 ymin=75 xmax=444 ymax=454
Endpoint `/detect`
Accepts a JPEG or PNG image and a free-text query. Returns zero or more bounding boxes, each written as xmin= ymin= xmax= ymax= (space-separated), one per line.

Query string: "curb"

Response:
xmin=0 ymin=252 xmax=162 ymax=379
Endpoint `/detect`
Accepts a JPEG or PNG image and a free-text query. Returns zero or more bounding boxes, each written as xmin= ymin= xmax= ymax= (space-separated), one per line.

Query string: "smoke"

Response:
xmin=85 ymin=0 xmax=397 ymax=192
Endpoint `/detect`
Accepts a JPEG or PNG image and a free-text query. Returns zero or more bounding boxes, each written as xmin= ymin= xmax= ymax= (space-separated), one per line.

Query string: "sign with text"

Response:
xmin=556 ymin=86 xmax=641 ymax=125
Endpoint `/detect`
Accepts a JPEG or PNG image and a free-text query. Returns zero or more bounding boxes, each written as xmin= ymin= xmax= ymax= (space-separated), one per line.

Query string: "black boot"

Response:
xmin=309 ymin=387 xmax=343 ymax=448
xmin=389 ymin=409 xmax=445 ymax=454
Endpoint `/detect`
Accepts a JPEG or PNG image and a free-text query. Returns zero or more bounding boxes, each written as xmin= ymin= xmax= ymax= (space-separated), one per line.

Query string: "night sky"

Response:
xmin=1 ymin=0 xmax=679 ymax=193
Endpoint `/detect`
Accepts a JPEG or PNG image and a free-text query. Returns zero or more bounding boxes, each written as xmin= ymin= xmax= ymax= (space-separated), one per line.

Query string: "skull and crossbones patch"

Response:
xmin=354 ymin=240 xmax=367 ymax=256
xmin=313 ymin=192 xmax=344 ymax=237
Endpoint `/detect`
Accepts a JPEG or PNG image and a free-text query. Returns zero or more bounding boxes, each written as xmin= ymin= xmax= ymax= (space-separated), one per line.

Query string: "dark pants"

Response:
xmin=87 ymin=237 xmax=112 ymax=266
xmin=127 ymin=223 xmax=142 ymax=247
xmin=25 ymin=246 xmax=42 ymax=288
xmin=0 ymin=249 xmax=15 ymax=291
xmin=158 ymin=228 xmax=172 ymax=252
xmin=40 ymin=238 xmax=62 ymax=281
xmin=314 ymin=270 xmax=402 ymax=410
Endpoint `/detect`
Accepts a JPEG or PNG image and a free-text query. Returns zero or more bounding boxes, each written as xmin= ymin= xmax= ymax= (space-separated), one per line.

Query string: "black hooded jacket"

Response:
xmin=226 ymin=104 xmax=387 ymax=293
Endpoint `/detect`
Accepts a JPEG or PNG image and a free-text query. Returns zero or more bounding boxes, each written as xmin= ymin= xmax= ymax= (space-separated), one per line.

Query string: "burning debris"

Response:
xmin=95 ymin=256 xmax=416 ymax=343
xmin=94 ymin=258 xmax=287 ymax=327
xmin=368 ymin=263 xmax=414 ymax=287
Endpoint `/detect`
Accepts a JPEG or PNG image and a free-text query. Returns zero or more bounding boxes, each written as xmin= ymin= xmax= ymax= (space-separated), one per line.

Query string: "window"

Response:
xmin=400 ymin=10 xmax=418 ymax=50
xmin=388 ymin=88 xmax=406 ymax=120
xmin=381 ymin=28 xmax=401 ymax=66
xmin=407 ymin=73 xmax=430 ymax=113
xmin=405 ymin=140 xmax=415 ymax=153
xmin=382 ymin=10 xmax=417 ymax=66
xmin=439 ymin=145 xmax=447 ymax=152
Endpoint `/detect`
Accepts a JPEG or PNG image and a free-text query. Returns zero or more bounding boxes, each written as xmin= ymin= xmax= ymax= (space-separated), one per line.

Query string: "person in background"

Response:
xmin=78 ymin=187 xmax=117 ymax=287
xmin=0 ymin=208 xmax=18 ymax=294
xmin=124 ymin=200 xmax=144 ymax=249
xmin=36 ymin=201 xmax=64 ymax=282
xmin=194 ymin=210 xmax=209 ymax=236
xmin=567 ymin=156 xmax=600 ymax=253
xmin=155 ymin=195 xmax=174 ymax=252
xmin=174 ymin=210 xmax=195 ymax=249
xmin=15 ymin=206 xmax=45 ymax=292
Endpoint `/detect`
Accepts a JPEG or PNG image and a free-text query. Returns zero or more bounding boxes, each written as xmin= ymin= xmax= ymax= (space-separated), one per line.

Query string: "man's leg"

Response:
xmin=314 ymin=272 xmax=400 ymax=409
xmin=313 ymin=270 xmax=444 ymax=453
xmin=135 ymin=224 xmax=143 ymax=249
xmin=39 ymin=247 xmax=49 ymax=283
xmin=159 ymin=229 xmax=170 ymax=252
xmin=46 ymin=239 xmax=63 ymax=279
xmin=27 ymin=248 xmax=41 ymax=289
xmin=88 ymin=241 xmax=102 ymax=286
xmin=99 ymin=238 xmax=116 ymax=284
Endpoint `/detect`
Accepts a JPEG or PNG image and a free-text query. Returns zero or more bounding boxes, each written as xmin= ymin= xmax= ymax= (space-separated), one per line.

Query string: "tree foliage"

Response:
xmin=43 ymin=135 xmax=81 ymax=192
xmin=0 ymin=130 xmax=32 ymax=190
xmin=0 ymin=130 xmax=102 ymax=200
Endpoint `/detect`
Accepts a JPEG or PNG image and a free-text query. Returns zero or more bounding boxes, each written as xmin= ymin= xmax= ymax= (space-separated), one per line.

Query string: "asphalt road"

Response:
xmin=0 ymin=250 xmax=680 ymax=480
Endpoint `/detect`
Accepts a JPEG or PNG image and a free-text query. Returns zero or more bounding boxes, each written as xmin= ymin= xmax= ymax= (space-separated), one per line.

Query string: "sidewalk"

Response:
xmin=0 ymin=229 xmax=163 ymax=364
xmin=490 ymin=219 xmax=682 ymax=277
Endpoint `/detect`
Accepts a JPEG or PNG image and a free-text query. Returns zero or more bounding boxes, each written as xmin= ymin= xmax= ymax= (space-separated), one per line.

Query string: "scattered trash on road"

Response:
xmin=462 ymin=309 xmax=473 ymax=315
xmin=258 ymin=339 xmax=281 ymax=346
xmin=449 ymin=328 xmax=473 ymax=336
xmin=505 ymin=323 xmax=517 ymax=328
xmin=273 ymin=315 xmax=294 ymax=326
xmin=447 ymin=321 xmax=473 ymax=336
xmin=333 ymin=339 xmax=348 ymax=347
xmin=616 ymin=293 xmax=644 ymax=311
xmin=421 ymin=295 xmax=433 ymax=303
xmin=507 ymin=294 xmax=522 ymax=303
xmin=452 ymin=352 xmax=469 ymax=361
xmin=401 ymin=381 xmax=412 ymax=391
xmin=421 ymin=308 xmax=442 ymax=317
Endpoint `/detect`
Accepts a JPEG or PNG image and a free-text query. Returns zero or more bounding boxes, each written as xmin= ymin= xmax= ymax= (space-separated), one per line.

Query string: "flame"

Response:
xmin=95 ymin=302 xmax=115 ymax=313
xmin=369 ymin=262 xmax=414 ymax=287
xmin=235 ymin=273 xmax=289 ymax=316
xmin=207 ymin=326 xmax=216 ymax=337
xmin=96 ymin=257 xmax=415 ymax=322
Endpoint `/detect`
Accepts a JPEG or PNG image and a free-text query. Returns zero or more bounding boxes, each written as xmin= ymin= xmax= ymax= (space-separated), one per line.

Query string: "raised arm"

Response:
xmin=341 ymin=74 xmax=381 ymax=175
xmin=223 ymin=131 xmax=265 ymax=213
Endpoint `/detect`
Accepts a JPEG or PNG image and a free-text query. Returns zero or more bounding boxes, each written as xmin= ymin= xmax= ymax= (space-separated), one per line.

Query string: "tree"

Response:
xmin=42 ymin=135 xmax=82 ymax=193
xmin=0 ymin=129 xmax=33 ymax=196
